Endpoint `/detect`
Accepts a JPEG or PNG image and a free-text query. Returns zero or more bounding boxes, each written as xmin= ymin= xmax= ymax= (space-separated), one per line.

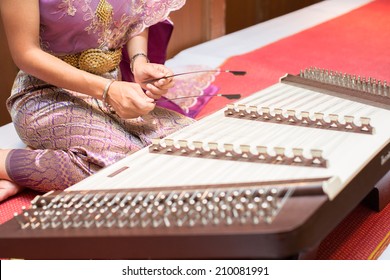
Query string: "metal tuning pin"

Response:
xmin=16 ymin=184 xmax=297 ymax=230
xmin=384 ymin=81 xmax=389 ymax=97
xmin=300 ymin=67 xmax=390 ymax=100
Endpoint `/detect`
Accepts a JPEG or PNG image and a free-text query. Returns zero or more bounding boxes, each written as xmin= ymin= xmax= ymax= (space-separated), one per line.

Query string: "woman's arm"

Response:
xmin=126 ymin=29 xmax=175 ymax=100
xmin=0 ymin=0 xmax=108 ymax=99
xmin=0 ymin=0 xmax=157 ymax=118
xmin=127 ymin=29 xmax=150 ymax=72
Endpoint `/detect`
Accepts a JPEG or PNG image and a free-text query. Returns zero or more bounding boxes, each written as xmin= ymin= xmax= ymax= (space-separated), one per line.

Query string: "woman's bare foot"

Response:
xmin=0 ymin=180 xmax=25 ymax=202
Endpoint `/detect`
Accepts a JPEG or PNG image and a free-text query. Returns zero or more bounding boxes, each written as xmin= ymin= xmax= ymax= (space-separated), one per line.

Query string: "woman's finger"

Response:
xmin=146 ymin=83 xmax=169 ymax=97
xmin=154 ymin=78 xmax=175 ymax=89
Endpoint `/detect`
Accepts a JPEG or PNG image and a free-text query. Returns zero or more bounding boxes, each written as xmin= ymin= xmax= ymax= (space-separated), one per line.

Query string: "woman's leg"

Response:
xmin=6 ymin=85 xmax=144 ymax=193
xmin=3 ymin=73 xmax=194 ymax=201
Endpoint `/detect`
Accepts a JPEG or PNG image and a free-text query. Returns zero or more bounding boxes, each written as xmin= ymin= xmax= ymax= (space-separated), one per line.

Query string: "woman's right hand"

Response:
xmin=105 ymin=80 xmax=156 ymax=119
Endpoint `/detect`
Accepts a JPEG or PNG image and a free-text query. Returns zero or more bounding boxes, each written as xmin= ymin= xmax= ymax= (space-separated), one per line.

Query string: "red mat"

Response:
xmin=317 ymin=203 xmax=390 ymax=260
xmin=0 ymin=190 xmax=38 ymax=223
xmin=1 ymin=0 xmax=389 ymax=259
xmin=197 ymin=0 xmax=390 ymax=119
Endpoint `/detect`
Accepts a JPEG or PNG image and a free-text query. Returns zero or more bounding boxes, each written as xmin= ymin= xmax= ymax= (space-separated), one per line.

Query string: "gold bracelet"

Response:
xmin=102 ymin=79 xmax=116 ymax=113
xmin=130 ymin=53 xmax=149 ymax=73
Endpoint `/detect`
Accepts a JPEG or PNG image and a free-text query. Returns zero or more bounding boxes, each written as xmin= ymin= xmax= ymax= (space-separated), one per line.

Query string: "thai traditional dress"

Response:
xmin=5 ymin=0 xmax=211 ymax=192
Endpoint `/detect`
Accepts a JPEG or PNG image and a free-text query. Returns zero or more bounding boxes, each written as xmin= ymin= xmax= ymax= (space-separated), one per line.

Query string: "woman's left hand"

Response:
xmin=133 ymin=62 xmax=175 ymax=100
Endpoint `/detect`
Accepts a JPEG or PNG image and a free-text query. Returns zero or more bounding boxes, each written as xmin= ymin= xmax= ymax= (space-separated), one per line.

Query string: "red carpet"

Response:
xmin=0 ymin=190 xmax=38 ymax=224
xmin=1 ymin=0 xmax=389 ymax=259
xmin=197 ymin=0 xmax=390 ymax=119
xmin=317 ymin=203 xmax=390 ymax=260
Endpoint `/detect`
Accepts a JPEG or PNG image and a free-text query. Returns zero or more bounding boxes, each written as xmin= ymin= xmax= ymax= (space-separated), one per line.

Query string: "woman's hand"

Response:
xmin=105 ymin=80 xmax=156 ymax=119
xmin=132 ymin=61 xmax=175 ymax=100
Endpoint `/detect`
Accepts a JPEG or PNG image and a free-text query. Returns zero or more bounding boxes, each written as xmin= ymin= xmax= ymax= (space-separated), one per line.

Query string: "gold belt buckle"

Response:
xmin=60 ymin=48 xmax=122 ymax=75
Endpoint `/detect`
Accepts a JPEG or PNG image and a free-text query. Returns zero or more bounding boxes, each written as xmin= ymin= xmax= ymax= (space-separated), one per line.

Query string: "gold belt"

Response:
xmin=59 ymin=48 xmax=122 ymax=75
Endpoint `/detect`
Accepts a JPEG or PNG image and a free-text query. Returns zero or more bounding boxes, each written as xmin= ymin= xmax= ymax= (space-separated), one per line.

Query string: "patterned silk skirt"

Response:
xmin=5 ymin=71 xmax=195 ymax=192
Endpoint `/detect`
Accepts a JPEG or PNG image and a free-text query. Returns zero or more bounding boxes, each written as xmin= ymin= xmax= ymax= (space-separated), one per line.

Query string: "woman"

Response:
xmin=0 ymin=0 xmax=194 ymax=201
